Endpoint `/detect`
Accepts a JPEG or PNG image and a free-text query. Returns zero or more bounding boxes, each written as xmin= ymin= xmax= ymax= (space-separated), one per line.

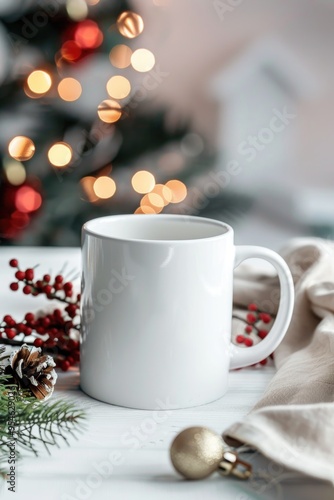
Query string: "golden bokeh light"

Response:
xmin=131 ymin=48 xmax=155 ymax=72
xmin=106 ymin=75 xmax=131 ymax=100
xmin=117 ymin=11 xmax=144 ymax=39
xmin=131 ymin=170 xmax=155 ymax=194
xmin=27 ymin=70 xmax=52 ymax=95
xmin=93 ymin=176 xmax=116 ymax=199
xmin=166 ymin=179 xmax=187 ymax=203
xmin=80 ymin=176 xmax=99 ymax=202
xmin=8 ymin=136 xmax=35 ymax=162
xmin=109 ymin=44 xmax=132 ymax=69
xmin=66 ymin=0 xmax=88 ymax=21
xmin=5 ymin=160 xmax=26 ymax=186
xmin=140 ymin=194 xmax=163 ymax=213
xmin=134 ymin=206 xmax=156 ymax=214
xmin=151 ymin=184 xmax=172 ymax=206
xmin=48 ymin=142 xmax=73 ymax=167
xmin=97 ymin=100 xmax=122 ymax=123
xmin=58 ymin=78 xmax=82 ymax=102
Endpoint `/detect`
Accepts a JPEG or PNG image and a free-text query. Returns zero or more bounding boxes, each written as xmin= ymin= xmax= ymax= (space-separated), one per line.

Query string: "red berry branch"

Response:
xmin=0 ymin=259 xmax=80 ymax=371
xmin=232 ymin=303 xmax=274 ymax=366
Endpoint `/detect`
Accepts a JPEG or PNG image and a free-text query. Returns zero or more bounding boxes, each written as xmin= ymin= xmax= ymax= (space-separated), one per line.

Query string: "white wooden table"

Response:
xmin=1 ymin=248 xmax=332 ymax=500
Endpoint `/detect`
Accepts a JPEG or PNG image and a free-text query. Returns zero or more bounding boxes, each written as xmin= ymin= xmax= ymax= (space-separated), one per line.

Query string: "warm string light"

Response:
xmin=4 ymin=160 xmax=26 ymax=186
xmin=109 ymin=44 xmax=132 ymax=69
xmin=106 ymin=75 xmax=131 ymax=100
xmin=93 ymin=176 xmax=116 ymax=199
xmin=66 ymin=0 xmax=88 ymax=21
xmin=74 ymin=20 xmax=103 ymax=49
xmin=15 ymin=186 xmax=42 ymax=213
xmin=97 ymin=100 xmax=122 ymax=123
xmin=166 ymin=180 xmax=187 ymax=203
xmin=116 ymin=11 xmax=144 ymax=38
xmin=131 ymin=170 xmax=155 ymax=194
xmin=131 ymin=49 xmax=155 ymax=72
xmin=48 ymin=142 xmax=73 ymax=168
xmin=133 ymin=179 xmax=187 ymax=214
xmin=58 ymin=78 xmax=82 ymax=101
xmin=8 ymin=137 xmax=35 ymax=162
xmin=25 ymin=70 xmax=52 ymax=97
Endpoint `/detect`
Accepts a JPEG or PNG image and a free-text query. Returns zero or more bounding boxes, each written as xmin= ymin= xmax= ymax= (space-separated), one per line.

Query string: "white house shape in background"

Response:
xmin=212 ymin=38 xmax=320 ymax=193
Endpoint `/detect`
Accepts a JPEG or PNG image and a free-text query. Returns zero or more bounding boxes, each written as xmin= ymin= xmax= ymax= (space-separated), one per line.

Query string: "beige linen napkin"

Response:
xmin=225 ymin=238 xmax=334 ymax=484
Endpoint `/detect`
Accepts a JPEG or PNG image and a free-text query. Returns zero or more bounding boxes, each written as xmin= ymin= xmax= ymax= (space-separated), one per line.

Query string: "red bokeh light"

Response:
xmin=74 ymin=20 xmax=103 ymax=49
xmin=15 ymin=186 xmax=42 ymax=213
xmin=61 ymin=40 xmax=82 ymax=61
xmin=11 ymin=211 xmax=30 ymax=229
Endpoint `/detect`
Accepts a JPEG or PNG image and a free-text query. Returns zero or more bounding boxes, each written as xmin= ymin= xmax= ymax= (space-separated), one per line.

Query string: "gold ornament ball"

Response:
xmin=170 ymin=427 xmax=224 ymax=480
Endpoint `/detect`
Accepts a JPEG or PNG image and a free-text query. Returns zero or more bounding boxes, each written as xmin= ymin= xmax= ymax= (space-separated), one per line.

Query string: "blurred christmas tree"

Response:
xmin=0 ymin=0 xmax=250 ymax=246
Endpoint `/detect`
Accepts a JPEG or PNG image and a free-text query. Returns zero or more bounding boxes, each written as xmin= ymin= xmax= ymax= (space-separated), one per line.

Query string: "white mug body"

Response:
xmin=81 ymin=215 xmax=235 ymax=409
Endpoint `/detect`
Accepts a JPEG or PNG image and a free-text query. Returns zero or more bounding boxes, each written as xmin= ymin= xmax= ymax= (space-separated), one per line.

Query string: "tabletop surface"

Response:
xmin=0 ymin=247 xmax=332 ymax=500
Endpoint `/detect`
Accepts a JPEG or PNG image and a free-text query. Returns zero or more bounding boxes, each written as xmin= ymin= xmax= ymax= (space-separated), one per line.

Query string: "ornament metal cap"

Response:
xmin=170 ymin=426 xmax=252 ymax=481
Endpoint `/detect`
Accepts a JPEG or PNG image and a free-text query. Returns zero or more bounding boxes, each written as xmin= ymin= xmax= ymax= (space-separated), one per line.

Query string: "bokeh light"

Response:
xmin=140 ymin=194 xmax=163 ymax=213
xmin=74 ymin=20 xmax=103 ymax=49
xmin=131 ymin=170 xmax=155 ymax=194
xmin=150 ymin=184 xmax=172 ymax=206
xmin=26 ymin=70 xmax=52 ymax=95
xmin=109 ymin=44 xmax=132 ymax=68
xmin=117 ymin=11 xmax=144 ymax=38
xmin=5 ymin=160 xmax=26 ymax=186
xmin=134 ymin=206 xmax=156 ymax=214
xmin=48 ymin=142 xmax=73 ymax=167
xmin=8 ymin=136 xmax=35 ymax=162
xmin=165 ymin=180 xmax=187 ymax=203
xmin=80 ymin=176 xmax=99 ymax=202
xmin=66 ymin=0 xmax=88 ymax=21
xmin=93 ymin=176 xmax=116 ymax=199
xmin=87 ymin=0 xmax=100 ymax=4
xmin=97 ymin=100 xmax=122 ymax=123
xmin=61 ymin=41 xmax=82 ymax=62
xmin=58 ymin=78 xmax=82 ymax=101
xmin=106 ymin=75 xmax=131 ymax=100
xmin=131 ymin=49 xmax=155 ymax=72
xmin=15 ymin=186 xmax=42 ymax=213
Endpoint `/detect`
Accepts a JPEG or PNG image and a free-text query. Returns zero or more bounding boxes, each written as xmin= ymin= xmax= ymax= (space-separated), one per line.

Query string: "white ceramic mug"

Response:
xmin=81 ymin=214 xmax=294 ymax=409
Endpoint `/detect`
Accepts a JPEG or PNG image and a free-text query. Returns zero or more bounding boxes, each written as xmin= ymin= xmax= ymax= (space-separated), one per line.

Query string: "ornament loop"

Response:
xmin=218 ymin=450 xmax=252 ymax=480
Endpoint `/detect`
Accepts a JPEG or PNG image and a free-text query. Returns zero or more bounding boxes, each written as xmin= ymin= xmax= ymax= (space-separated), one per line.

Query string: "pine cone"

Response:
xmin=5 ymin=344 xmax=57 ymax=400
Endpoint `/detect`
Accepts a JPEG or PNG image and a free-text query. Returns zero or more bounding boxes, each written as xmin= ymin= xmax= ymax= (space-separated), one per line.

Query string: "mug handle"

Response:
xmin=230 ymin=246 xmax=294 ymax=369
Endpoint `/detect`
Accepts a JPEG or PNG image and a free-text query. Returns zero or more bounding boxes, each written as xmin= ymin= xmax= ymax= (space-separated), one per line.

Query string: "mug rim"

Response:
xmin=82 ymin=214 xmax=233 ymax=244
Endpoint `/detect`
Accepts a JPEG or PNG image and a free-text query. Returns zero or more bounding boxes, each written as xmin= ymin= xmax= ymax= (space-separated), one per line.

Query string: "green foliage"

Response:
xmin=0 ymin=371 xmax=85 ymax=478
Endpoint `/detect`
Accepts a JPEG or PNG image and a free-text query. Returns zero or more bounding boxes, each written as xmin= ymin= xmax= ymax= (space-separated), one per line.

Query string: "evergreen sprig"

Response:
xmin=0 ymin=370 xmax=85 ymax=478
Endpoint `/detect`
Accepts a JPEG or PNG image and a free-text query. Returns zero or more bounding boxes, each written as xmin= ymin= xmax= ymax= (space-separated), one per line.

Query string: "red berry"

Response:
xmin=259 ymin=313 xmax=271 ymax=324
xmin=36 ymin=326 xmax=45 ymax=334
xmin=43 ymin=274 xmax=51 ymax=283
xmin=24 ymin=327 xmax=32 ymax=336
xmin=43 ymin=285 xmax=52 ymax=295
xmin=33 ymin=338 xmax=44 ymax=348
xmin=54 ymin=309 xmax=62 ymax=317
xmin=36 ymin=280 xmax=44 ymax=288
xmin=9 ymin=259 xmax=19 ymax=268
xmin=77 ymin=293 xmax=81 ymax=301
xmin=60 ymin=360 xmax=70 ymax=371
xmin=246 ymin=313 xmax=257 ymax=324
xmin=258 ymin=330 xmax=268 ymax=339
xmin=25 ymin=312 xmax=35 ymax=323
xmin=236 ymin=335 xmax=245 ymax=344
xmin=16 ymin=323 xmax=26 ymax=332
xmin=260 ymin=359 xmax=268 ymax=366
xmin=244 ymin=338 xmax=253 ymax=347
xmin=73 ymin=351 xmax=80 ymax=361
xmin=64 ymin=282 xmax=73 ymax=292
xmin=248 ymin=303 xmax=258 ymax=312
xmin=245 ymin=325 xmax=253 ymax=334
xmin=65 ymin=290 xmax=73 ymax=298
xmin=25 ymin=268 xmax=34 ymax=281
xmin=15 ymin=270 xmax=25 ymax=280
xmin=42 ymin=317 xmax=51 ymax=327
xmin=67 ymin=356 xmax=75 ymax=365
xmin=55 ymin=275 xmax=63 ymax=284
xmin=54 ymin=283 xmax=62 ymax=291
xmin=23 ymin=285 xmax=31 ymax=295
xmin=5 ymin=328 xmax=16 ymax=339
xmin=9 ymin=282 xmax=19 ymax=291
xmin=3 ymin=315 xmax=13 ymax=325
xmin=68 ymin=339 xmax=79 ymax=350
